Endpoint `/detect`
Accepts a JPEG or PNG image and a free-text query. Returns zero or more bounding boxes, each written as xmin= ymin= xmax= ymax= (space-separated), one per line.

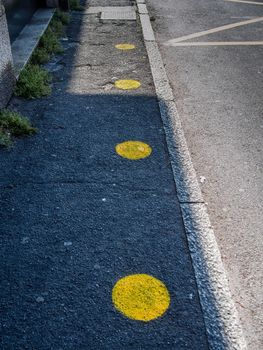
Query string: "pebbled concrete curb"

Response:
xmin=136 ymin=0 xmax=247 ymax=349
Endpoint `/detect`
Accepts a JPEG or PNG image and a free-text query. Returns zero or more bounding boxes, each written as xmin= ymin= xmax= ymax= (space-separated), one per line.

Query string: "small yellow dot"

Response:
xmin=112 ymin=274 xmax=170 ymax=322
xmin=115 ymin=43 xmax=136 ymax=50
xmin=114 ymin=79 xmax=141 ymax=90
xmin=115 ymin=141 xmax=152 ymax=160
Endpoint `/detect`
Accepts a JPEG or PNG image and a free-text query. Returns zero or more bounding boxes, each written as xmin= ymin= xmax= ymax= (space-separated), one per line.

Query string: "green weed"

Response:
xmin=30 ymin=10 xmax=69 ymax=66
xmin=0 ymin=130 xmax=11 ymax=147
xmin=16 ymin=9 xmax=70 ymax=99
xmin=0 ymin=109 xmax=36 ymax=147
xmin=31 ymin=47 xmax=50 ymax=65
xmin=70 ymin=0 xmax=84 ymax=11
xmin=54 ymin=10 xmax=70 ymax=25
xmin=15 ymin=64 xmax=51 ymax=99
xmin=50 ymin=18 xmax=64 ymax=37
xmin=40 ymin=27 xmax=63 ymax=54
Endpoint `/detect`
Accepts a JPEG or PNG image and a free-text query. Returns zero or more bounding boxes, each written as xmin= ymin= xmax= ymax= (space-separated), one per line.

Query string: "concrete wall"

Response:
xmin=0 ymin=0 xmax=15 ymax=109
xmin=2 ymin=0 xmax=16 ymax=7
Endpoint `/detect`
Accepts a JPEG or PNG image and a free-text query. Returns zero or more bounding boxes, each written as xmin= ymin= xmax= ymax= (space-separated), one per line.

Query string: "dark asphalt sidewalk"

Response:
xmin=0 ymin=1 xmax=209 ymax=348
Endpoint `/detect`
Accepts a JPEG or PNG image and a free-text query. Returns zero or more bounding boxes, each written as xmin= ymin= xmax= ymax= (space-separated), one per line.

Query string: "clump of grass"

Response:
xmin=15 ymin=64 xmax=51 ymax=99
xmin=0 ymin=131 xmax=11 ymax=147
xmin=70 ymin=0 xmax=84 ymax=11
xmin=54 ymin=10 xmax=70 ymax=25
xmin=17 ymin=9 xmax=70 ymax=99
xmin=40 ymin=27 xmax=63 ymax=54
xmin=0 ymin=109 xmax=36 ymax=147
xmin=31 ymin=47 xmax=50 ymax=65
xmin=50 ymin=18 xmax=64 ymax=37
xmin=30 ymin=10 xmax=69 ymax=65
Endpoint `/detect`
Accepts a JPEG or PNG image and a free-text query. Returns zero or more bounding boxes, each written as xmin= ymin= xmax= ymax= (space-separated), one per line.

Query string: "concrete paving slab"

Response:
xmin=100 ymin=6 xmax=136 ymax=20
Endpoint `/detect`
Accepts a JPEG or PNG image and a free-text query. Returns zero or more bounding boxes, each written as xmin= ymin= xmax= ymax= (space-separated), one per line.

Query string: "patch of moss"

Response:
xmin=15 ymin=64 xmax=51 ymax=99
xmin=0 ymin=109 xmax=36 ymax=147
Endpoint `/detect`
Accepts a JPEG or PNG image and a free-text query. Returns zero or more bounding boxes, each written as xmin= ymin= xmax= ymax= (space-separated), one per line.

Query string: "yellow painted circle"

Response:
xmin=112 ymin=274 xmax=170 ymax=322
xmin=114 ymin=79 xmax=141 ymax=90
xmin=115 ymin=141 xmax=152 ymax=160
xmin=115 ymin=43 xmax=136 ymax=50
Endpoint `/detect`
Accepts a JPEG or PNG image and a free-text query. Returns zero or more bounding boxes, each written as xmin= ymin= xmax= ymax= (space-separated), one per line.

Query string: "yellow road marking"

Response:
xmin=115 ymin=141 xmax=152 ymax=160
xmin=112 ymin=274 xmax=170 ymax=322
xmin=114 ymin=79 xmax=141 ymax=90
xmin=115 ymin=44 xmax=136 ymax=50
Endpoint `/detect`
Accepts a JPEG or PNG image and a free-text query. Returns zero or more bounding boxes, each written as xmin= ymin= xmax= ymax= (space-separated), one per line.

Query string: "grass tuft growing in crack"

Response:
xmin=15 ymin=64 xmax=51 ymax=99
xmin=0 ymin=109 xmax=37 ymax=147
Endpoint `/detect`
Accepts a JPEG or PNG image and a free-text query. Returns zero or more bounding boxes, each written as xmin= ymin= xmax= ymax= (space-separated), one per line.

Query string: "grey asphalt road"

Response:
xmin=147 ymin=0 xmax=263 ymax=348
xmin=0 ymin=1 xmax=209 ymax=349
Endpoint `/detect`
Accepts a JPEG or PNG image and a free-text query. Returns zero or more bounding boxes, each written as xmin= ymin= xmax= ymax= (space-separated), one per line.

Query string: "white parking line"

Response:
xmin=226 ymin=0 xmax=263 ymax=5
xmin=169 ymin=41 xmax=263 ymax=46
xmin=164 ymin=16 xmax=263 ymax=46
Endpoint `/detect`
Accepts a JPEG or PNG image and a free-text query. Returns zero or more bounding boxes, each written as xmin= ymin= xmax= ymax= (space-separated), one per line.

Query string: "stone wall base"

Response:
xmin=0 ymin=2 xmax=15 ymax=109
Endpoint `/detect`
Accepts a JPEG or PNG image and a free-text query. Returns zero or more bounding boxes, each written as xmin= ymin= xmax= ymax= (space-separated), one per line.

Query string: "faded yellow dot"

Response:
xmin=115 ymin=43 xmax=136 ymax=50
xmin=112 ymin=274 xmax=170 ymax=322
xmin=114 ymin=79 xmax=141 ymax=90
xmin=115 ymin=141 xmax=152 ymax=160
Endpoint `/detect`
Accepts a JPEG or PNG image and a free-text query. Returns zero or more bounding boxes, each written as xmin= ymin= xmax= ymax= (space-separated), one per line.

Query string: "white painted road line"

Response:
xmin=169 ymin=41 xmax=263 ymax=46
xmin=136 ymin=1 xmax=247 ymax=348
xmin=226 ymin=0 xmax=263 ymax=5
xmin=164 ymin=16 xmax=263 ymax=45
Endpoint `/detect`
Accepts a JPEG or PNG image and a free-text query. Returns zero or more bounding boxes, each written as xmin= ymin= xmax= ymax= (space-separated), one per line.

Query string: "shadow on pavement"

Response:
xmin=0 ymin=2 xmax=224 ymax=348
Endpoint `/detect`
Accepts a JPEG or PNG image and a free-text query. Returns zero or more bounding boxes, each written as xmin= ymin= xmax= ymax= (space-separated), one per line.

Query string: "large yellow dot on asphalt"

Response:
xmin=114 ymin=79 xmax=141 ymax=90
xmin=115 ymin=141 xmax=152 ymax=160
xmin=115 ymin=43 xmax=136 ymax=50
xmin=112 ymin=274 xmax=170 ymax=322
